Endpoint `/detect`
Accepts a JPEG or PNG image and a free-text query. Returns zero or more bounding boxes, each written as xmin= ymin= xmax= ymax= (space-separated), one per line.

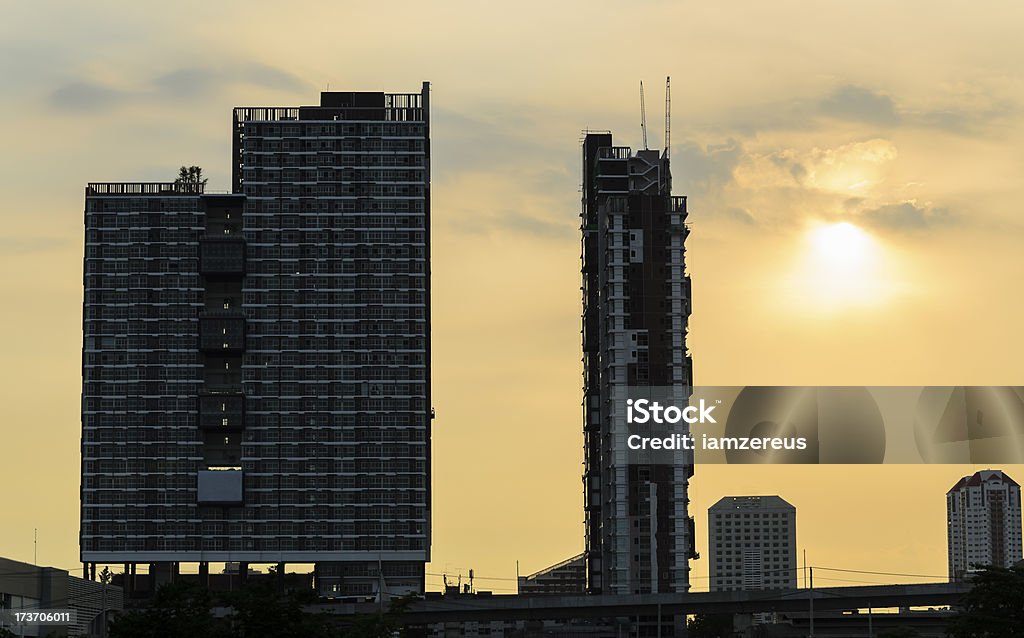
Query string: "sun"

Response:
xmin=808 ymin=221 xmax=873 ymax=270
xmin=782 ymin=220 xmax=895 ymax=312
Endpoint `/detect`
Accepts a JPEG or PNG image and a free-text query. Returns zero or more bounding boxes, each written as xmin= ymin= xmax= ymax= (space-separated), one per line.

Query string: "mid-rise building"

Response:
xmin=81 ymin=84 xmax=432 ymax=598
xmin=708 ymin=496 xmax=797 ymax=592
xmin=581 ymin=131 xmax=696 ymax=601
xmin=947 ymin=469 xmax=1023 ymax=581
xmin=518 ymin=554 xmax=586 ymax=595
xmin=0 ymin=556 xmax=123 ymax=637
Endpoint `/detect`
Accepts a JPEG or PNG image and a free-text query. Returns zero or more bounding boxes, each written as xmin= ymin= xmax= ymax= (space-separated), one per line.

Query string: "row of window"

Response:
xmin=87 ymin=198 xmax=200 ymax=213
xmin=243 ymin=122 xmax=425 ymax=137
xmin=84 ymin=537 xmax=426 ymax=552
xmin=244 ymin=139 xmax=424 ymax=152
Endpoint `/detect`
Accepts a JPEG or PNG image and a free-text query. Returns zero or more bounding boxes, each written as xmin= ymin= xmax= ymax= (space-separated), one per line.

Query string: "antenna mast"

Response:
xmin=664 ymin=76 xmax=671 ymax=159
xmin=639 ymin=81 xmax=648 ymax=150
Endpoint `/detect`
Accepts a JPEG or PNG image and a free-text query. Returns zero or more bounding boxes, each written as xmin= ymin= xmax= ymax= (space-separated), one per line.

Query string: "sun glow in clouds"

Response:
xmin=783 ymin=220 xmax=900 ymax=313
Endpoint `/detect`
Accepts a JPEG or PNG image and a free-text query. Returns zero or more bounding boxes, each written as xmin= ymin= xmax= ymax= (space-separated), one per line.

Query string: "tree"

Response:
xmin=947 ymin=564 xmax=1024 ymax=638
xmin=879 ymin=627 xmax=919 ymax=638
xmin=175 ymin=165 xmax=208 ymax=187
xmin=108 ymin=581 xmax=230 ymax=638
xmin=686 ymin=613 xmax=735 ymax=638
xmin=222 ymin=581 xmax=333 ymax=638
xmin=339 ymin=594 xmax=416 ymax=638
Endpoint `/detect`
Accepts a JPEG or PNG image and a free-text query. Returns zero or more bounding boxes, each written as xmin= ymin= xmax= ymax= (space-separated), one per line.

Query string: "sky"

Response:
xmin=2 ymin=0 xmax=1024 ymax=593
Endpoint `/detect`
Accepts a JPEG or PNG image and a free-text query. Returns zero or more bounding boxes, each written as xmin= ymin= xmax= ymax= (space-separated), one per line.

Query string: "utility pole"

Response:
xmin=809 ymin=566 xmax=814 ymax=638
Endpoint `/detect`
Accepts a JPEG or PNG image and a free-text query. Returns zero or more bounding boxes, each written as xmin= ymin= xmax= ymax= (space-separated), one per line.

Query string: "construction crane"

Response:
xmin=639 ymin=81 xmax=649 ymax=150
xmin=664 ymin=76 xmax=671 ymax=159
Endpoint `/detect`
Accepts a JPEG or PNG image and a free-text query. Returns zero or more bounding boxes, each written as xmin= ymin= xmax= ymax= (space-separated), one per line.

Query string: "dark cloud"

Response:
xmin=672 ymin=139 xmax=743 ymax=195
xmin=154 ymin=63 xmax=308 ymax=99
xmin=818 ymin=85 xmax=901 ymax=126
xmin=49 ymin=81 xmax=125 ymax=112
xmin=706 ymin=83 xmax=1010 ymax=136
xmin=670 ymin=139 xmax=761 ymax=225
xmin=859 ymin=201 xmax=953 ymax=230
xmin=152 ymin=68 xmax=221 ymax=98
xmin=49 ymin=62 xmax=308 ymax=112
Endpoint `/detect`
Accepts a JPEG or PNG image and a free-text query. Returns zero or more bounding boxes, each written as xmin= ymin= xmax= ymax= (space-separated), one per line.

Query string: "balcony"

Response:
xmin=198 ymin=392 xmax=246 ymax=431
xmin=199 ymin=236 xmax=246 ymax=276
xmin=199 ymin=312 xmax=246 ymax=353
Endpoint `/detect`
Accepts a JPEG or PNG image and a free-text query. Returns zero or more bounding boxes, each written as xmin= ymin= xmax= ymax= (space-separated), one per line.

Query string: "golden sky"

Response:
xmin=2 ymin=0 xmax=1024 ymax=592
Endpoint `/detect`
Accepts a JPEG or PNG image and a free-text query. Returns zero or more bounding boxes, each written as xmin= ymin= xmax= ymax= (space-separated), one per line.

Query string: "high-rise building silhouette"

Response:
xmin=580 ymin=132 xmax=695 ymax=599
xmin=81 ymin=84 xmax=431 ymax=598
xmin=708 ymin=496 xmax=797 ymax=592
xmin=947 ymin=469 xmax=1023 ymax=581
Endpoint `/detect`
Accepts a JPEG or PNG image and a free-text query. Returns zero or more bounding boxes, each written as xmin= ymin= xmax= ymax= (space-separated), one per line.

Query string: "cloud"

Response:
xmin=818 ymin=85 xmax=901 ymax=126
xmin=858 ymin=201 xmax=953 ymax=230
xmin=154 ymin=62 xmax=308 ymax=99
xmin=48 ymin=62 xmax=309 ymax=112
xmin=672 ymin=139 xmax=743 ymax=195
xmin=736 ymin=138 xmax=898 ymax=196
xmin=447 ymin=210 xmax=575 ymax=240
xmin=48 ymin=81 xmax=126 ymax=112
xmin=707 ymin=83 xmax=1012 ymax=136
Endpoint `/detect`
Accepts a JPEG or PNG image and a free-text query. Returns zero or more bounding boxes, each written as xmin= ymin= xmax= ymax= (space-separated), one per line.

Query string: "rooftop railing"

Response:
xmin=598 ymin=146 xmax=632 ymax=160
xmin=86 ymin=182 xmax=205 ymax=195
xmin=234 ymin=94 xmax=425 ymax=123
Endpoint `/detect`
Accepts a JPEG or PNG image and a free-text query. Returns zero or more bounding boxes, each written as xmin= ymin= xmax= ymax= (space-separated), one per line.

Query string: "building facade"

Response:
xmin=947 ymin=469 xmax=1023 ymax=581
xmin=81 ymin=84 xmax=432 ymax=598
xmin=0 ymin=556 xmax=123 ymax=637
xmin=581 ymin=132 xmax=696 ymax=599
xmin=518 ymin=554 xmax=586 ymax=596
xmin=708 ymin=496 xmax=797 ymax=592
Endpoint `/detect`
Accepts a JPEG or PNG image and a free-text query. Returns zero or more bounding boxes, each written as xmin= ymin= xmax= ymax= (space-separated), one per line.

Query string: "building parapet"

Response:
xmin=86 ymin=182 xmax=205 ymax=196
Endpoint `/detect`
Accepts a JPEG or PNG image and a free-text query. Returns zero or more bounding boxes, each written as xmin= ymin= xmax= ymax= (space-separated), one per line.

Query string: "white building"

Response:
xmin=947 ymin=469 xmax=1023 ymax=581
xmin=709 ymin=496 xmax=797 ymax=592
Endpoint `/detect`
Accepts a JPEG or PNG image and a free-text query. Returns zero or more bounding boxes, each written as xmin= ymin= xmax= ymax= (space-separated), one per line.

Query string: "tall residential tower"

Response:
xmin=581 ymin=132 xmax=696 ymax=598
xmin=81 ymin=84 xmax=431 ymax=598
xmin=947 ymin=469 xmax=1023 ymax=581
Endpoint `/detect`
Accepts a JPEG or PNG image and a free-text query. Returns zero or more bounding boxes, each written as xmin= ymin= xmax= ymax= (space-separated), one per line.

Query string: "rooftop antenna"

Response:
xmin=639 ymin=81 xmax=649 ymax=150
xmin=664 ymin=76 xmax=671 ymax=159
